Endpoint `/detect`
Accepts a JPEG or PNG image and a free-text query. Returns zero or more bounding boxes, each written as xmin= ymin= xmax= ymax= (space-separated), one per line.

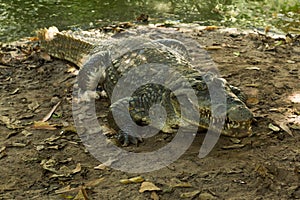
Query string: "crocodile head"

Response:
xmin=171 ymin=73 xmax=253 ymax=138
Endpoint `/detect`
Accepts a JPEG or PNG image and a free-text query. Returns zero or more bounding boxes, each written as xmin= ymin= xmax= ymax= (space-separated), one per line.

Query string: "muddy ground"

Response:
xmin=0 ymin=25 xmax=300 ymax=199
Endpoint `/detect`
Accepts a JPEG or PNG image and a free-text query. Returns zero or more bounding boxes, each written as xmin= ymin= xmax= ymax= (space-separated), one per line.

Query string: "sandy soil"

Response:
xmin=0 ymin=25 xmax=299 ymax=199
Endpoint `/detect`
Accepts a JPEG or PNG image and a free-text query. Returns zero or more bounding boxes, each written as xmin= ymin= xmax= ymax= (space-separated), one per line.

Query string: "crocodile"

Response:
xmin=38 ymin=26 xmax=253 ymax=145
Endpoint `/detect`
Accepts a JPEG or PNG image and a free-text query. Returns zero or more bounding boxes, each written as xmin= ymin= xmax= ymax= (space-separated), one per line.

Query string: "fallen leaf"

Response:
xmin=18 ymin=113 xmax=34 ymax=120
xmin=245 ymin=83 xmax=260 ymax=87
xmin=205 ymin=46 xmax=222 ymax=50
xmin=286 ymin=60 xmax=296 ymax=64
xmin=151 ymin=191 xmax=159 ymax=200
xmin=199 ymin=192 xmax=215 ymax=200
xmin=94 ymin=158 xmax=116 ymax=170
xmin=246 ymin=66 xmax=260 ymax=70
xmin=172 ymin=182 xmax=193 ymax=188
xmin=204 ymin=26 xmax=219 ymax=31
xmin=21 ymin=130 xmax=32 ymax=137
xmin=85 ymin=178 xmax=105 ymax=187
xmin=180 ymin=190 xmax=201 ymax=198
xmin=36 ymin=145 xmax=45 ymax=151
xmin=129 ymin=176 xmax=144 ymax=183
xmin=54 ymin=178 xmax=104 ymax=194
xmin=268 ymin=123 xmax=280 ymax=132
xmin=120 ymin=176 xmax=145 ymax=184
xmin=139 ymin=182 xmax=161 ymax=193
xmin=222 ymin=144 xmax=245 ymax=150
xmin=230 ymin=138 xmax=241 ymax=144
xmin=94 ymin=163 xmax=107 ymax=170
xmin=246 ymin=97 xmax=259 ymax=106
xmin=40 ymin=159 xmax=58 ymax=173
xmin=0 ymin=115 xmax=10 ymax=125
xmin=72 ymin=163 xmax=82 ymax=174
xmin=6 ymin=131 xmax=18 ymax=139
xmin=73 ymin=187 xmax=89 ymax=200
xmin=10 ymin=88 xmax=19 ymax=95
xmin=44 ymin=135 xmax=61 ymax=143
xmin=10 ymin=142 xmax=27 ymax=147
xmin=278 ymin=122 xmax=293 ymax=136
xmin=233 ymin=51 xmax=240 ymax=57
xmin=0 ymin=146 xmax=6 ymax=153
xmin=28 ymin=101 xmax=40 ymax=111
xmin=120 ymin=179 xmax=132 ymax=184
xmin=55 ymin=185 xmax=74 ymax=194
xmin=61 ymin=125 xmax=77 ymax=135
xmin=32 ymin=121 xmax=57 ymax=130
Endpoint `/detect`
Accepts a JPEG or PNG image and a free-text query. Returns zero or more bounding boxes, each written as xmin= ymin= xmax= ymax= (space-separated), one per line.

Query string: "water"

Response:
xmin=0 ymin=0 xmax=299 ymax=42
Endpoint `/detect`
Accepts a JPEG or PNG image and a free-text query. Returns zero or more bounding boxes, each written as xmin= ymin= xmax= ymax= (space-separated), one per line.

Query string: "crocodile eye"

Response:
xmin=191 ymin=80 xmax=207 ymax=90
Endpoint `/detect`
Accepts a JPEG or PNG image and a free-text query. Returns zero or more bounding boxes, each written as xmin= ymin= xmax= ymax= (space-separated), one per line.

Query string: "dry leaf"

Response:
xmin=55 ymin=185 xmax=73 ymax=194
xmin=205 ymin=46 xmax=222 ymax=50
xmin=246 ymin=97 xmax=259 ymax=106
xmin=204 ymin=26 xmax=219 ymax=31
xmin=120 ymin=176 xmax=144 ymax=184
xmin=199 ymin=192 xmax=215 ymax=200
xmin=28 ymin=101 xmax=40 ymax=111
xmin=94 ymin=163 xmax=107 ymax=170
xmin=85 ymin=178 xmax=105 ymax=187
xmin=10 ymin=142 xmax=27 ymax=147
xmin=139 ymin=182 xmax=161 ymax=193
xmin=151 ymin=191 xmax=159 ymax=200
xmin=73 ymin=188 xmax=89 ymax=200
xmin=268 ymin=123 xmax=280 ymax=132
xmin=0 ymin=115 xmax=10 ymax=125
xmin=246 ymin=66 xmax=261 ymax=70
xmin=278 ymin=122 xmax=293 ymax=136
xmin=21 ymin=130 xmax=33 ymax=137
xmin=172 ymin=182 xmax=193 ymax=188
xmin=180 ymin=190 xmax=201 ymax=198
xmin=72 ymin=163 xmax=82 ymax=174
xmin=10 ymin=88 xmax=19 ymax=95
xmin=40 ymin=159 xmax=58 ymax=173
xmin=94 ymin=158 xmax=116 ymax=170
xmin=32 ymin=121 xmax=57 ymax=130
xmin=120 ymin=179 xmax=132 ymax=184
xmin=0 ymin=146 xmax=6 ymax=153
xmin=129 ymin=176 xmax=144 ymax=183
xmin=222 ymin=144 xmax=245 ymax=149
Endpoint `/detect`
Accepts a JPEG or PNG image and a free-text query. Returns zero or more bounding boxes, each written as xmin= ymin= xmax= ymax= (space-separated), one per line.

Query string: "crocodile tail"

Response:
xmin=37 ymin=26 xmax=95 ymax=67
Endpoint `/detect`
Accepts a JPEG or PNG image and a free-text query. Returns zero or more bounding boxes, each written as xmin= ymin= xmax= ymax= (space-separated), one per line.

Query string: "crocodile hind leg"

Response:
xmin=77 ymin=51 xmax=112 ymax=95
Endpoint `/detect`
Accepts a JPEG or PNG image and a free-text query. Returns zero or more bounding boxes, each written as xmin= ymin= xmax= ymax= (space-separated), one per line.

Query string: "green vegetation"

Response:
xmin=0 ymin=0 xmax=299 ymax=42
xmin=216 ymin=0 xmax=300 ymax=33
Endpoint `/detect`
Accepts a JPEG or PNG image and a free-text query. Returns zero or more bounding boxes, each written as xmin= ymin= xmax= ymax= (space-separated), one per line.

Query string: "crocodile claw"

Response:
xmin=116 ymin=131 xmax=143 ymax=146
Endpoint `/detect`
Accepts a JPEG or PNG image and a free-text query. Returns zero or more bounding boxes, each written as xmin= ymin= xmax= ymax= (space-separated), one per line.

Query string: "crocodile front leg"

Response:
xmin=109 ymin=97 xmax=143 ymax=146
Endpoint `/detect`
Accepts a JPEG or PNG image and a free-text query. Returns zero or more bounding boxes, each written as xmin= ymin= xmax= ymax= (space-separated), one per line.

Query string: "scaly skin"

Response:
xmin=38 ymin=26 xmax=253 ymax=145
